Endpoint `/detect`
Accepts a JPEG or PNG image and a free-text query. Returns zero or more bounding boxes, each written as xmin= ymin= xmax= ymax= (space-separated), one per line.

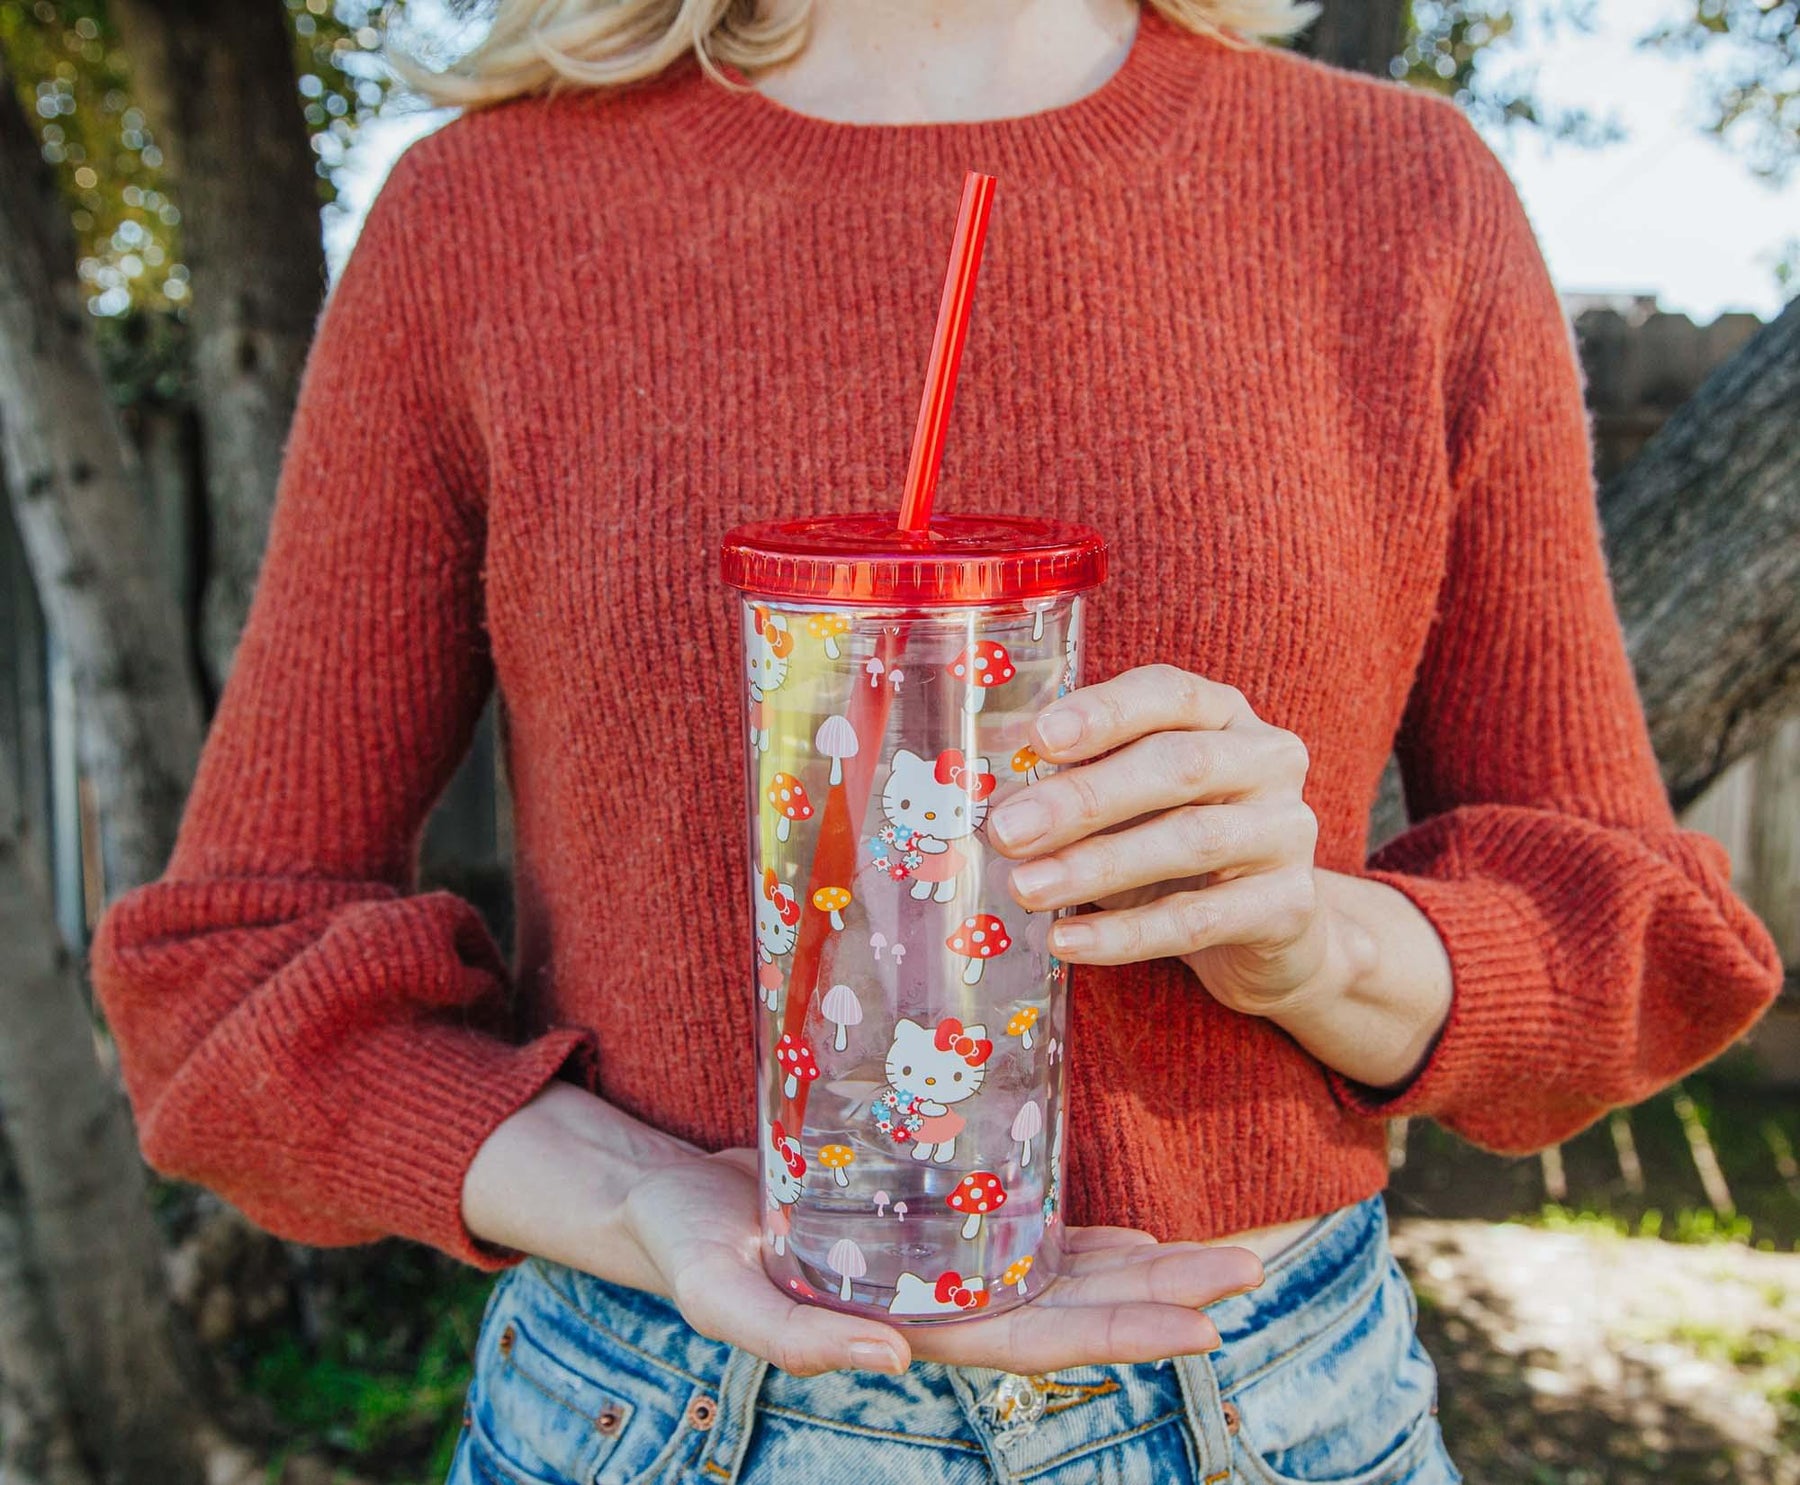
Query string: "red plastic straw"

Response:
xmin=897 ymin=171 xmax=997 ymax=534
xmin=782 ymin=171 xmax=998 ymax=1126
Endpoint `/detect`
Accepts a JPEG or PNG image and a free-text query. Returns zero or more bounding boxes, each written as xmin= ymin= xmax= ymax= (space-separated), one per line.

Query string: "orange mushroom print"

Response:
xmin=947 ymin=913 xmax=1012 ymax=984
xmin=1006 ymin=1006 xmax=1039 ymax=1050
xmin=818 ymin=1144 xmax=855 ymax=1186
xmin=806 ymin=612 xmax=852 ymax=660
xmin=1001 ymin=1255 xmax=1035 ymax=1295
xmin=880 ymin=1016 xmax=991 ymax=1165
xmin=947 ymin=1171 xmax=1008 ymax=1240
xmin=776 ymin=1033 xmax=820 ymax=1099
xmin=745 ymin=606 xmax=793 ymax=754
xmin=812 ymin=886 xmax=852 ymax=931
xmin=945 ymin=638 xmax=1015 ymax=713
xmin=1010 ymin=744 xmax=1041 ymax=785
xmin=873 ymin=748 xmax=996 ymax=903
xmin=768 ymin=773 xmax=813 ymax=843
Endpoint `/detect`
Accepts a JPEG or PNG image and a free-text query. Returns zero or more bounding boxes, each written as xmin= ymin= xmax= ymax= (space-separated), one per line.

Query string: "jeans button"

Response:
xmin=686 ymin=1395 xmax=718 ymax=1431
xmin=1222 ymin=1400 xmax=1241 ymax=1436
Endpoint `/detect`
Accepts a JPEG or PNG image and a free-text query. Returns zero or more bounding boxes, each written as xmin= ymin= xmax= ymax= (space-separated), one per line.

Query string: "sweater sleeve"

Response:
xmin=1326 ymin=121 xmax=1785 ymax=1151
xmin=87 ymin=143 xmax=595 ymax=1268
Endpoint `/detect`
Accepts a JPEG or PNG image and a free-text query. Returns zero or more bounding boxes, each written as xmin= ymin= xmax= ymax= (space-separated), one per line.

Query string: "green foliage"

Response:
xmin=1532 ymin=1202 xmax=1762 ymax=1246
xmin=1649 ymin=0 xmax=1800 ymax=181
xmin=0 ymin=0 xmax=399 ymax=317
xmin=242 ymin=1250 xmax=493 ymax=1485
xmin=0 ymin=1 xmax=182 ymax=314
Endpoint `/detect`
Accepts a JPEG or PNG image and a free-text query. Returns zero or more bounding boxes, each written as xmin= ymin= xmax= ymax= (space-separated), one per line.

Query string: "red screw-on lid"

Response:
xmin=720 ymin=512 xmax=1108 ymax=608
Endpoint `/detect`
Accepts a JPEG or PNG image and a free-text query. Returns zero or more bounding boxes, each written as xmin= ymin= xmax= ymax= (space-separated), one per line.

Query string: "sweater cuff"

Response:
xmin=1324 ymin=866 xmax=1553 ymax=1123
xmin=334 ymin=1021 xmax=599 ymax=1270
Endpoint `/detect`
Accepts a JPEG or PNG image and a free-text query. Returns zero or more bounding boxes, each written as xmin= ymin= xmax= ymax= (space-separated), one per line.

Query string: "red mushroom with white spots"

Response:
xmin=946 ymin=912 xmax=1012 ymax=985
xmin=768 ymin=773 xmax=813 ymax=842
xmin=776 ymin=1033 xmax=819 ymax=1098
xmin=945 ymin=640 xmax=1015 ymax=713
xmin=946 ymin=1171 xmax=1008 ymax=1240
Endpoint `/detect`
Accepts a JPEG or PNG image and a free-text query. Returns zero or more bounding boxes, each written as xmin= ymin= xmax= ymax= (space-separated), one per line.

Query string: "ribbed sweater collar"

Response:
xmin=641 ymin=6 xmax=1230 ymax=185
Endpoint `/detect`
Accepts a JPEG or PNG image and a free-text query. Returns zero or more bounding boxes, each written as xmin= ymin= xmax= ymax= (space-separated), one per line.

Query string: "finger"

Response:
xmin=913 ymin=1300 xmax=1221 ymax=1370
xmin=988 ymin=729 xmax=1277 ymax=857
xmin=1059 ymin=1224 xmax=1162 ymax=1252
xmin=1008 ymin=800 xmax=1316 ymax=912
xmin=1029 ymin=665 xmax=1265 ymax=762
xmin=1053 ymin=1242 xmax=1266 ymax=1303
xmin=1050 ymin=867 xmax=1319 ymax=965
xmin=672 ymin=1253 xmax=912 ymax=1377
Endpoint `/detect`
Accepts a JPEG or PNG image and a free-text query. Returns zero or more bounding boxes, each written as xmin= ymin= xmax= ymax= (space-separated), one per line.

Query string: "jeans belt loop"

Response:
xmin=696 ymin=1345 xmax=770 ymax=1484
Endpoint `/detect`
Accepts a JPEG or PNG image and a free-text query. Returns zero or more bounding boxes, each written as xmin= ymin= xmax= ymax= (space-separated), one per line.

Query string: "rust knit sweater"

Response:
xmin=89 ymin=9 xmax=1784 ymax=1269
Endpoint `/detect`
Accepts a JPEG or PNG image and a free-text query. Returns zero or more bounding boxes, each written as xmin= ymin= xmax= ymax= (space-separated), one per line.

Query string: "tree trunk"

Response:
xmin=0 ymin=1094 xmax=91 ymax=1485
xmin=0 ymin=833 xmax=204 ymax=1485
xmin=0 ymin=63 xmax=204 ymax=896
xmin=109 ymin=0 xmax=326 ymax=695
xmin=1293 ymin=0 xmax=1409 ymax=75
xmin=1603 ymin=297 xmax=1800 ymax=811
xmin=0 ymin=59 xmax=209 ymax=1485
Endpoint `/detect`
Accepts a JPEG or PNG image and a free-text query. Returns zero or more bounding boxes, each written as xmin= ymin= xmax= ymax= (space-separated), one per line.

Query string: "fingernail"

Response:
xmin=1009 ymin=859 xmax=1062 ymax=900
xmin=1050 ymin=921 xmax=1093 ymax=955
xmin=1036 ymin=707 xmax=1082 ymax=752
xmin=991 ymin=798 xmax=1048 ymax=849
xmin=848 ymin=1340 xmax=907 ymax=1374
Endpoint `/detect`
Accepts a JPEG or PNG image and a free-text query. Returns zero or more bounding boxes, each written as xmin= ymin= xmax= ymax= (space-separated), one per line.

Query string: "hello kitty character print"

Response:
xmin=878 ymin=1015 xmax=992 ymax=1164
xmin=763 ymin=1117 xmax=805 ymax=1256
xmin=746 ymin=606 xmax=792 ymax=754
xmin=871 ymin=748 xmax=996 ymax=903
xmin=888 ymin=1269 xmax=989 ymax=1317
xmin=754 ymin=868 xmax=799 ymax=1009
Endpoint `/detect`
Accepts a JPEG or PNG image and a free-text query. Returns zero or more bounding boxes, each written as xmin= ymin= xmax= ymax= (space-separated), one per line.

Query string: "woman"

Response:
xmin=90 ymin=0 xmax=1785 ymax=1481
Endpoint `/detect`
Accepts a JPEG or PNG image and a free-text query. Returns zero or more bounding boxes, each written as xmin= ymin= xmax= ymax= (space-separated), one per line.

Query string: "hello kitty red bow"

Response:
xmin=769 ymin=1120 xmax=805 ymax=1178
xmin=934 ymin=1271 xmax=990 ymax=1310
xmin=752 ymin=605 xmax=794 ymax=658
xmin=762 ymin=869 xmax=800 ymax=926
xmin=933 ymin=1016 xmax=993 ymax=1067
xmin=932 ymin=749 xmax=996 ymax=801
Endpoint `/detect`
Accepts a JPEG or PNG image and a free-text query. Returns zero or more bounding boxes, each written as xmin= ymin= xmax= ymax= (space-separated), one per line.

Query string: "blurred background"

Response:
xmin=0 ymin=1 xmax=1795 ymax=1482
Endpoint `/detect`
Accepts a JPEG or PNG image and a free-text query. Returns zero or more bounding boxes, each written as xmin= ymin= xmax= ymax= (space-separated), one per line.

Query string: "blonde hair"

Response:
xmin=394 ymin=0 xmax=1319 ymax=109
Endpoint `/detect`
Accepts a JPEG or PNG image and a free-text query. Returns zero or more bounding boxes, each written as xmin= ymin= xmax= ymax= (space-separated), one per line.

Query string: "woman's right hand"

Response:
xmin=464 ymin=1081 xmax=1263 ymax=1377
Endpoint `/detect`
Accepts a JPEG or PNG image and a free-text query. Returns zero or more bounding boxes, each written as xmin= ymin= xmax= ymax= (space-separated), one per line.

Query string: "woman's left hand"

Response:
xmin=988 ymin=664 xmax=1349 ymax=1018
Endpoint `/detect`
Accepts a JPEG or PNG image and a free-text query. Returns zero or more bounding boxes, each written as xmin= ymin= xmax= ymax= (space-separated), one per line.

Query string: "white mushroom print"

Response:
xmin=820 ymin=983 xmax=863 ymax=1051
xmin=945 ymin=639 xmax=1015 ymax=713
xmin=828 ymin=1238 xmax=867 ymax=1302
xmin=1010 ymin=1100 xmax=1043 ymax=1167
xmin=745 ymin=607 xmax=793 ymax=754
xmin=946 ymin=1172 xmax=1008 ymax=1241
xmin=814 ymin=714 xmax=859 ymax=786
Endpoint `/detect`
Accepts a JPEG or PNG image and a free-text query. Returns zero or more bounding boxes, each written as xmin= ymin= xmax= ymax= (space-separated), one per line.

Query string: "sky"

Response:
xmin=328 ymin=0 xmax=1799 ymax=323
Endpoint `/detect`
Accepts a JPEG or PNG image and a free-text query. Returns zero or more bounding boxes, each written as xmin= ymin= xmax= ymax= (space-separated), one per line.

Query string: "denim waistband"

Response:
xmin=510 ymin=1195 xmax=1392 ymax=1481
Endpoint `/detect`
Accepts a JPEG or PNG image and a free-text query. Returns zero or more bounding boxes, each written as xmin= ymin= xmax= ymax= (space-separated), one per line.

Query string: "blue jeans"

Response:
xmin=446 ymin=1194 xmax=1459 ymax=1485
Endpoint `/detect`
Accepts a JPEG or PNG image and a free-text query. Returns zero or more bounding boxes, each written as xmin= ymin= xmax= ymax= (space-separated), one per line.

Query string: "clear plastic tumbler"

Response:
xmin=721 ymin=513 xmax=1108 ymax=1322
